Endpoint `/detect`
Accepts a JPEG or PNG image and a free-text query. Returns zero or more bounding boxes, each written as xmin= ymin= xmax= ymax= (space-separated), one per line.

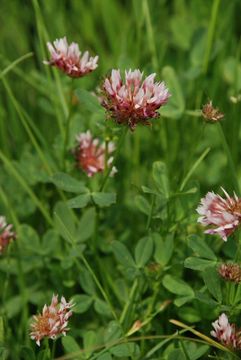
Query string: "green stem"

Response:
xmin=0 ymin=150 xmax=53 ymax=226
xmin=0 ymin=52 xmax=33 ymax=78
xmin=75 ymin=257 xmax=117 ymax=321
xmin=142 ymin=0 xmax=158 ymax=71
xmin=179 ymin=147 xmax=210 ymax=192
xmin=217 ymin=122 xmax=240 ymax=194
xmin=99 ymin=127 xmax=128 ymax=192
xmin=2 ymin=78 xmax=53 ymax=176
xmin=146 ymin=195 xmax=155 ymax=230
xmin=119 ymin=278 xmax=139 ymax=326
xmin=202 ymin=0 xmax=221 ymax=75
xmin=63 ymin=81 xmax=74 ymax=170
xmin=51 ymin=339 xmax=57 ymax=359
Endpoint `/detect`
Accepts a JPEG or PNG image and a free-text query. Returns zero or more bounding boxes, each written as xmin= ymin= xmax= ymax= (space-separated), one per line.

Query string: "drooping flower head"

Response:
xmin=196 ymin=188 xmax=241 ymax=241
xmin=202 ymin=100 xmax=224 ymax=123
xmin=219 ymin=263 xmax=241 ymax=283
xmin=44 ymin=37 xmax=98 ymax=78
xmin=30 ymin=294 xmax=74 ymax=346
xmin=0 ymin=216 xmax=15 ymax=254
xmin=101 ymin=69 xmax=170 ymax=130
xmin=211 ymin=313 xmax=237 ymax=349
xmin=74 ymin=131 xmax=117 ymax=177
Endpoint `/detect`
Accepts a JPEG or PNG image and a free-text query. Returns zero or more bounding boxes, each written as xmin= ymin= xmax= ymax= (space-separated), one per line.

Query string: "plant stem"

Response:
xmin=74 ymin=257 xmax=117 ymax=321
xmin=0 ymin=150 xmax=53 ymax=226
xmin=202 ymin=0 xmax=221 ymax=75
xmin=142 ymin=0 xmax=158 ymax=72
xmin=63 ymin=80 xmax=74 ymax=170
xmin=217 ymin=122 xmax=240 ymax=194
xmin=99 ymin=126 xmax=128 ymax=192
xmin=119 ymin=278 xmax=139 ymax=326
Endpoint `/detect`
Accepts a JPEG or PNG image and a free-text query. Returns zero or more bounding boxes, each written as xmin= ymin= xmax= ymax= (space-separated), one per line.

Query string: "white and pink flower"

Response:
xmin=196 ymin=188 xmax=241 ymax=241
xmin=211 ymin=313 xmax=237 ymax=348
xmin=0 ymin=216 xmax=15 ymax=254
xmin=74 ymin=131 xmax=117 ymax=177
xmin=101 ymin=69 xmax=170 ymax=130
xmin=44 ymin=37 xmax=98 ymax=78
xmin=30 ymin=294 xmax=74 ymax=346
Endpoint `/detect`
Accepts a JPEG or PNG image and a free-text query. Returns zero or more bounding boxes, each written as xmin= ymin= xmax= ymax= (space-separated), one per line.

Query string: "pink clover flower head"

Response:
xmin=0 ymin=216 xmax=15 ymax=254
xmin=101 ymin=69 xmax=170 ymax=130
xmin=196 ymin=188 xmax=241 ymax=241
xmin=74 ymin=130 xmax=117 ymax=177
xmin=30 ymin=294 xmax=74 ymax=346
xmin=44 ymin=37 xmax=98 ymax=78
xmin=211 ymin=313 xmax=237 ymax=348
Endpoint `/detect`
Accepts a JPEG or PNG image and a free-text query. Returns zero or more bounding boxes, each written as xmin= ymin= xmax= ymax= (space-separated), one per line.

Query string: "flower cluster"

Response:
xmin=211 ymin=314 xmax=238 ymax=349
xmin=30 ymin=295 xmax=74 ymax=346
xmin=202 ymin=100 xmax=224 ymax=123
xmin=196 ymin=188 xmax=241 ymax=241
xmin=74 ymin=131 xmax=117 ymax=177
xmin=0 ymin=216 xmax=15 ymax=254
xmin=45 ymin=37 xmax=98 ymax=78
xmin=101 ymin=69 xmax=170 ymax=130
xmin=219 ymin=263 xmax=241 ymax=283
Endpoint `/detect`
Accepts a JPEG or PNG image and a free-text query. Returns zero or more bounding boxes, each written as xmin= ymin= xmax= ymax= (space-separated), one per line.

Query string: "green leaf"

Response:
xmin=184 ymin=257 xmax=217 ymax=271
xmin=135 ymin=236 xmax=153 ymax=267
xmin=18 ymin=224 xmax=40 ymax=253
xmin=77 ymin=207 xmax=96 ymax=242
xmin=54 ymin=202 xmax=76 ymax=244
xmin=97 ymin=354 xmax=112 ymax=360
xmin=152 ymin=161 xmax=169 ymax=197
xmin=83 ymin=330 xmax=97 ymax=357
xmin=94 ymin=298 xmax=112 ymax=317
xmin=195 ymin=292 xmax=219 ymax=306
xmin=79 ymin=268 xmax=96 ymax=295
xmin=223 ymin=57 xmax=241 ymax=89
xmin=154 ymin=233 xmax=174 ymax=266
xmin=203 ymin=267 xmax=222 ymax=302
xmin=109 ymin=343 xmax=139 ymax=358
xmin=92 ymin=192 xmax=116 ymax=207
xmin=41 ymin=229 xmax=59 ymax=255
xmin=187 ymin=235 xmax=217 ymax=260
xmin=51 ymin=172 xmax=88 ymax=193
xmin=135 ymin=195 xmax=151 ymax=215
xmin=67 ymin=194 xmax=91 ymax=208
xmin=75 ymin=89 xmax=103 ymax=113
xmin=160 ymin=66 xmax=185 ymax=119
xmin=168 ymin=349 xmax=185 ymax=360
xmin=104 ymin=321 xmax=123 ymax=344
xmin=72 ymin=295 xmax=93 ymax=314
xmin=112 ymin=241 xmax=136 ymax=268
xmin=162 ymin=275 xmax=194 ymax=297
xmin=5 ymin=295 xmax=23 ymax=318
xmin=62 ymin=336 xmax=81 ymax=359
xmin=174 ymin=296 xmax=194 ymax=307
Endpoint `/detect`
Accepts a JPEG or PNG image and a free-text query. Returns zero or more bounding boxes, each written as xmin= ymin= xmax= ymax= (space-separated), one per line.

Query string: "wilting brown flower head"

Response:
xmin=219 ymin=263 xmax=241 ymax=283
xmin=30 ymin=294 xmax=74 ymax=346
xmin=0 ymin=216 xmax=15 ymax=254
xmin=202 ymin=100 xmax=224 ymax=123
